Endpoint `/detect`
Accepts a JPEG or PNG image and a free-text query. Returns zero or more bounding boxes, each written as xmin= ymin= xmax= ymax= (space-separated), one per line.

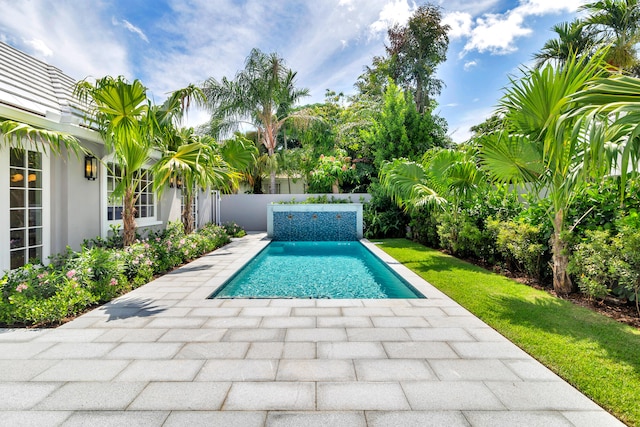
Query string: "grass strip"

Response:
xmin=378 ymin=238 xmax=640 ymax=426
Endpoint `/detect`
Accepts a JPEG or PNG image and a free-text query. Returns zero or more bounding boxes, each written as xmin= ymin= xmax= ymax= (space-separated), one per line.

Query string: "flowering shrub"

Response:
xmin=0 ymin=222 xmax=240 ymax=327
xmin=222 ymin=222 xmax=246 ymax=238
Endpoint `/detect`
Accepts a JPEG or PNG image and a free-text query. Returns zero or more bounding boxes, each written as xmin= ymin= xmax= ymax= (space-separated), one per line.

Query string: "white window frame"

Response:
xmin=100 ymin=155 xmax=161 ymax=238
xmin=1 ymin=144 xmax=50 ymax=270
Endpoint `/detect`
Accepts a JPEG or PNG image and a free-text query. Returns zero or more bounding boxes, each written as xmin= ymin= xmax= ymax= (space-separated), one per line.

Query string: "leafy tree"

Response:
xmin=203 ymin=48 xmax=310 ymax=194
xmin=360 ymin=3 xmax=449 ymax=114
xmin=478 ymin=52 xmax=612 ymax=295
xmin=363 ymin=80 xmax=447 ymax=170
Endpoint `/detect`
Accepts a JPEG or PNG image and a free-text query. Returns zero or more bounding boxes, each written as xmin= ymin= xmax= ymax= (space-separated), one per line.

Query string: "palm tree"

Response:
xmin=478 ymin=52 xmax=611 ymax=295
xmin=153 ymin=129 xmax=239 ymax=234
xmin=1 ymin=119 xmax=85 ymax=156
xmin=203 ymin=48 xmax=309 ymax=194
xmin=379 ymin=146 xmax=484 ymax=254
xmin=533 ymin=20 xmax=600 ymax=69
xmin=75 ymin=76 xmax=153 ymax=246
xmin=580 ymin=0 xmax=640 ymax=71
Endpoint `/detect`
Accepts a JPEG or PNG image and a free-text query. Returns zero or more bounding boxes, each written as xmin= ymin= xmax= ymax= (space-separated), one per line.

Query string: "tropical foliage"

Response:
xmin=203 ymin=48 xmax=310 ymax=194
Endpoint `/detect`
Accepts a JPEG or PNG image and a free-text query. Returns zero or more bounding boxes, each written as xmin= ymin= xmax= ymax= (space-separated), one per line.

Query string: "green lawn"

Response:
xmin=378 ymin=238 xmax=640 ymax=426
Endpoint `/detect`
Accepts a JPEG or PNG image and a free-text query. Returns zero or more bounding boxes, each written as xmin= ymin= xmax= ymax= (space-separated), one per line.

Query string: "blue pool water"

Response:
xmin=209 ymin=241 xmax=425 ymax=299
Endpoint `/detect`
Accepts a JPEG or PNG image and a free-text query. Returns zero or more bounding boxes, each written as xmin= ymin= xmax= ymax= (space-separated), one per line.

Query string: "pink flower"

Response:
xmin=109 ymin=278 xmax=118 ymax=286
xmin=37 ymin=273 xmax=45 ymax=279
xmin=66 ymin=269 xmax=76 ymax=279
xmin=180 ymin=239 xmax=186 ymax=245
xmin=132 ymin=259 xmax=139 ymax=265
xmin=16 ymin=283 xmax=28 ymax=292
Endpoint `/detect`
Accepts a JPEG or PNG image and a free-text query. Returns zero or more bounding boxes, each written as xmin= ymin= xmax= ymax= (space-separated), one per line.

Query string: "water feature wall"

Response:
xmin=267 ymin=204 xmax=363 ymax=241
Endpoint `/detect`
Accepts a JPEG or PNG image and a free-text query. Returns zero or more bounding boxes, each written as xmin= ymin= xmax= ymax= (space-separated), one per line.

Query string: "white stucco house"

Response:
xmin=0 ymin=41 xmax=217 ymax=271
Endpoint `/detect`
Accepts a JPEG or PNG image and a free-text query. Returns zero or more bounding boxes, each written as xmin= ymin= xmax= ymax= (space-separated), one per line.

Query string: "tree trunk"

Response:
xmin=123 ymin=186 xmax=137 ymax=247
xmin=182 ymin=193 xmax=195 ymax=235
xmin=332 ymin=179 xmax=339 ymax=194
xmin=551 ymin=209 xmax=572 ymax=295
xmin=268 ymin=146 xmax=277 ymax=194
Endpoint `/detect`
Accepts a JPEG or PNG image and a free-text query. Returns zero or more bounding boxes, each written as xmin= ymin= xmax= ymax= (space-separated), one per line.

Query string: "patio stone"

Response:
xmin=485 ymin=381 xmax=604 ymax=411
xmin=346 ymin=327 xmax=410 ymax=341
xmin=92 ymin=328 xmax=167 ymax=343
xmin=164 ymin=411 xmax=266 ymax=427
xmin=405 ymin=327 xmax=475 ymax=342
xmin=222 ymin=328 xmax=286 ymax=342
xmin=196 ymin=359 xmax=278 ymax=381
xmin=430 ymin=359 xmax=522 ymax=381
xmin=34 ymin=381 xmax=146 ymax=410
xmin=277 ymin=359 xmax=356 ymax=381
xmin=33 ymin=343 xmax=115 ymax=359
xmin=105 ymin=342 xmax=183 ymax=359
xmin=355 ymin=359 xmax=435 ymax=381
xmin=0 ymin=411 xmax=72 ymax=426
xmin=463 ymin=410 xmax=575 ymax=427
xmin=317 ymin=342 xmax=387 ymax=359
xmin=286 ymin=327 xmax=347 ymax=342
xmin=0 ymin=360 xmax=57 ymax=381
xmin=204 ymin=317 xmax=262 ymax=329
xmin=366 ymin=411 xmax=470 ymax=427
xmin=316 ymin=316 xmax=372 ymax=328
xmin=175 ymin=342 xmax=249 ymax=359
xmin=370 ymin=316 xmax=429 ymax=328
xmin=157 ymin=328 xmax=226 ymax=342
xmin=61 ymin=410 xmax=169 ymax=426
xmin=317 ymin=382 xmax=410 ymax=410
xmin=383 ymin=342 xmax=458 ymax=359
xmin=128 ymin=382 xmax=231 ymax=410
xmin=31 ymin=360 xmax=130 ymax=382
xmin=450 ymin=342 xmax=532 ymax=359
xmin=402 ymin=381 xmax=506 ymax=410
xmin=0 ymin=382 xmax=60 ymax=410
xmin=266 ymin=411 xmax=366 ymax=427
xmin=224 ymin=382 xmax=315 ymax=410
xmin=261 ymin=316 xmax=316 ymax=328
xmin=115 ymin=359 xmax=203 ymax=381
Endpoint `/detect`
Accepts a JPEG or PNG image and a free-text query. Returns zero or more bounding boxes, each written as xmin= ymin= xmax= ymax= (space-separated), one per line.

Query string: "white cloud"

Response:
xmin=463 ymin=60 xmax=477 ymax=71
xmin=464 ymin=12 xmax=531 ymax=55
xmin=0 ymin=0 xmax=131 ymax=80
xmin=454 ymin=0 xmax=585 ymax=56
xmin=23 ymin=38 xmax=53 ymax=57
xmin=369 ymin=0 xmax=415 ymax=36
xmin=121 ymin=19 xmax=149 ymax=43
xmin=442 ymin=11 xmax=472 ymax=39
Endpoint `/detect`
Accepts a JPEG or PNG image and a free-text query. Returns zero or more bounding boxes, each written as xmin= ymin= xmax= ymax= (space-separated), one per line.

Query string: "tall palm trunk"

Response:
xmin=182 ymin=193 xmax=195 ymax=235
xmin=123 ymin=186 xmax=137 ymax=246
xmin=551 ymin=209 xmax=572 ymax=295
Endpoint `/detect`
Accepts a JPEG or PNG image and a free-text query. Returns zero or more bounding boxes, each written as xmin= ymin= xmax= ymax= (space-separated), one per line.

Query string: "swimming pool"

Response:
xmin=209 ymin=241 xmax=425 ymax=299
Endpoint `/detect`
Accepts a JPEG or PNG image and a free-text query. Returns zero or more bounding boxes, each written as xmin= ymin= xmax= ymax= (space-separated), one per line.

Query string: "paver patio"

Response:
xmin=0 ymin=233 xmax=625 ymax=426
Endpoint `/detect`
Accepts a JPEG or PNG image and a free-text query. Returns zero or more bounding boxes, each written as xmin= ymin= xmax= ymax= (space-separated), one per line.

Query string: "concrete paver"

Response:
xmin=0 ymin=233 xmax=625 ymax=426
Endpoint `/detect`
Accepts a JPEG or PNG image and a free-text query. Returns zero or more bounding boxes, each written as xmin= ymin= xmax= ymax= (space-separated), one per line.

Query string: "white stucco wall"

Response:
xmin=220 ymin=193 xmax=371 ymax=231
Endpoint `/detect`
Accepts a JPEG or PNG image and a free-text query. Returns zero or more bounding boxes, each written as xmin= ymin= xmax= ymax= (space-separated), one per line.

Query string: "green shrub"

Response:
xmin=569 ymin=229 xmax=615 ymax=301
xmin=488 ymin=219 xmax=546 ymax=280
xmin=364 ymin=182 xmax=408 ymax=239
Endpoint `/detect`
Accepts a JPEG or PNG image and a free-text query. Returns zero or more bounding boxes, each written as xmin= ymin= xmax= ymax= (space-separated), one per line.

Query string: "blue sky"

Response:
xmin=0 ymin=0 xmax=585 ymax=142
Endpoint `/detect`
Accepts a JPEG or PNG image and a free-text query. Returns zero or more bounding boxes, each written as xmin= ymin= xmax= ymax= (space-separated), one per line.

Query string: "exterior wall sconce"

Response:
xmin=169 ymin=176 xmax=183 ymax=189
xmin=84 ymin=156 xmax=97 ymax=180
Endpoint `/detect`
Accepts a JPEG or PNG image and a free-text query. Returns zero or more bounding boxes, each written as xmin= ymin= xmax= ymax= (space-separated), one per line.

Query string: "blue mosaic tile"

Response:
xmin=273 ymin=211 xmax=357 ymax=241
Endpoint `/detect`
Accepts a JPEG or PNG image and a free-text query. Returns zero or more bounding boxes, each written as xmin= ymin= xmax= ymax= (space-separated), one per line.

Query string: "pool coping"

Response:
xmin=0 ymin=233 xmax=624 ymax=426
